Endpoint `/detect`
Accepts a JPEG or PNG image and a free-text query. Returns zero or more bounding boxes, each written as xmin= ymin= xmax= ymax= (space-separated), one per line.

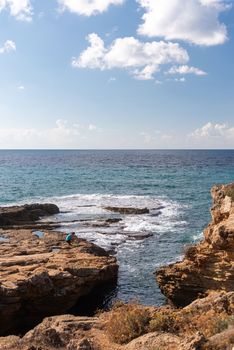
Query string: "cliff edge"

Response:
xmin=156 ymin=182 xmax=234 ymax=306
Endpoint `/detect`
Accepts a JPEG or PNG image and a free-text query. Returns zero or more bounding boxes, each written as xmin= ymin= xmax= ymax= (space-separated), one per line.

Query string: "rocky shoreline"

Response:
xmin=156 ymin=183 xmax=234 ymax=306
xmin=0 ymin=183 xmax=234 ymax=350
xmin=0 ymin=204 xmax=118 ymax=337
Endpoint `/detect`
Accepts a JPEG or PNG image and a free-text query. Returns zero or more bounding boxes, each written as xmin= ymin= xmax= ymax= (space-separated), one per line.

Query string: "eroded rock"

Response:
xmin=0 ymin=228 xmax=118 ymax=336
xmin=156 ymin=182 xmax=234 ymax=306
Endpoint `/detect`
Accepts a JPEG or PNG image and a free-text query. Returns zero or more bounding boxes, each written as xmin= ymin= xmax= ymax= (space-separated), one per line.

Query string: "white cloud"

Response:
xmin=139 ymin=122 xmax=234 ymax=149
xmin=188 ymin=122 xmax=234 ymax=147
xmin=190 ymin=122 xmax=233 ymax=138
xmin=137 ymin=0 xmax=230 ymax=46
xmin=0 ymin=40 xmax=16 ymax=54
xmin=0 ymin=119 xmax=102 ymax=148
xmin=140 ymin=130 xmax=176 ymax=147
xmin=58 ymin=0 xmax=124 ymax=16
xmin=17 ymin=85 xmax=25 ymax=90
xmin=167 ymin=65 xmax=207 ymax=76
xmin=175 ymin=77 xmax=186 ymax=82
xmin=72 ymin=33 xmax=189 ymax=80
xmin=0 ymin=0 xmax=32 ymax=21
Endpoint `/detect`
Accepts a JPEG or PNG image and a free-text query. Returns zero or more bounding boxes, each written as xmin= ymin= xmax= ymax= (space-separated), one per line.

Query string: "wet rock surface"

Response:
xmin=156 ymin=182 xmax=234 ymax=307
xmin=104 ymin=207 xmax=149 ymax=215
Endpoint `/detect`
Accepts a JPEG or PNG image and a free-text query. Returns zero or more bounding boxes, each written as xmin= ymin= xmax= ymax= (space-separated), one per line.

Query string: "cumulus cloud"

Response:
xmin=188 ymin=122 xmax=234 ymax=147
xmin=0 ymin=40 xmax=16 ymax=54
xmin=190 ymin=122 xmax=234 ymax=138
xmin=139 ymin=122 xmax=234 ymax=148
xmin=58 ymin=0 xmax=124 ymax=16
xmin=72 ymin=33 xmax=189 ymax=80
xmin=167 ymin=65 xmax=207 ymax=76
xmin=0 ymin=0 xmax=32 ymax=21
xmin=137 ymin=0 xmax=230 ymax=46
xmin=0 ymin=119 xmax=102 ymax=148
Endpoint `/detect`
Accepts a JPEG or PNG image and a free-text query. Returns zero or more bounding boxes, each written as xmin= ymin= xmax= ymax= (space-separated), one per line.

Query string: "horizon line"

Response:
xmin=0 ymin=148 xmax=234 ymax=151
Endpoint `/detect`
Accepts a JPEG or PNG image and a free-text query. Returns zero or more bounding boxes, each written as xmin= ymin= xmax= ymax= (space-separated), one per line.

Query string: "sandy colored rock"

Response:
xmin=0 ymin=228 xmax=118 ymax=336
xmin=156 ymin=182 xmax=234 ymax=306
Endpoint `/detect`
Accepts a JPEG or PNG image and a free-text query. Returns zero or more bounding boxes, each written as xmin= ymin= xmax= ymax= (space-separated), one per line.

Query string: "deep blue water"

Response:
xmin=0 ymin=149 xmax=234 ymax=305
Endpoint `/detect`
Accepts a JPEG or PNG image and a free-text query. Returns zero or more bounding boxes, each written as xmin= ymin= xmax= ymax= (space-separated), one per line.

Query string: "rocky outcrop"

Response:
xmin=1 ymin=291 xmax=233 ymax=350
xmin=0 ymin=203 xmax=59 ymax=227
xmin=0 ymin=228 xmax=118 ymax=336
xmin=104 ymin=207 xmax=149 ymax=215
xmin=156 ymin=182 xmax=234 ymax=306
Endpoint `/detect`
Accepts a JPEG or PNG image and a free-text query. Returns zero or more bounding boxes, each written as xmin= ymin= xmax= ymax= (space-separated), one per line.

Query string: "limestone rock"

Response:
xmin=0 ymin=228 xmax=118 ymax=336
xmin=156 ymin=182 xmax=234 ymax=306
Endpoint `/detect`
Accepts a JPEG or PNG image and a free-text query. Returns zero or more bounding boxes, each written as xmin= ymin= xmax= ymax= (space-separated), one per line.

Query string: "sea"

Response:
xmin=0 ymin=149 xmax=234 ymax=306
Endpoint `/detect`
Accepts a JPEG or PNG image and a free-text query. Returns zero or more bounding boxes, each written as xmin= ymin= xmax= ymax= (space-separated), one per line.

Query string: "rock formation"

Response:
xmin=104 ymin=207 xmax=149 ymax=215
xmin=1 ymin=291 xmax=233 ymax=350
xmin=0 ymin=228 xmax=118 ymax=335
xmin=0 ymin=203 xmax=59 ymax=227
xmin=1 ymin=182 xmax=234 ymax=350
xmin=156 ymin=182 xmax=234 ymax=306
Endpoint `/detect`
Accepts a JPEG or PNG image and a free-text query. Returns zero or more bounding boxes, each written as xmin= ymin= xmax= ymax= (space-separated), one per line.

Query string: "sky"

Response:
xmin=0 ymin=0 xmax=233 ymax=149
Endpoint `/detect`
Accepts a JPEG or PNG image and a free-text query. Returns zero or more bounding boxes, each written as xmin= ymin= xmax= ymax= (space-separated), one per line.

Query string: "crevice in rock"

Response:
xmin=68 ymin=281 xmax=118 ymax=317
xmin=3 ymin=282 xmax=117 ymax=337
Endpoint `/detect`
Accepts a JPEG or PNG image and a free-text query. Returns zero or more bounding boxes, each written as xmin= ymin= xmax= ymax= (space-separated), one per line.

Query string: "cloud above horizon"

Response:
xmin=0 ymin=0 xmax=32 ymax=21
xmin=58 ymin=0 xmax=124 ymax=16
xmin=188 ymin=122 xmax=234 ymax=147
xmin=0 ymin=40 xmax=16 ymax=54
xmin=72 ymin=33 xmax=189 ymax=80
xmin=190 ymin=122 xmax=234 ymax=138
xmin=0 ymin=119 xmax=102 ymax=148
xmin=0 ymin=120 xmax=233 ymax=149
xmin=137 ymin=0 xmax=230 ymax=46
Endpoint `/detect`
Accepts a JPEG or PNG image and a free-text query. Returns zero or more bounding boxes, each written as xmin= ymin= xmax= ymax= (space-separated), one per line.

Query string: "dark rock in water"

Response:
xmin=150 ymin=211 xmax=162 ymax=217
xmin=126 ymin=232 xmax=153 ymax=240
xmin=90 ymin=222 xmax=110 ymax=228
xmin=104 ymin=206 xmax=149 ymax=215
xmin=105 ymin=218 xmax=123 ymax=223
xmin=87 ymin=218 xmax=123 ymax=228
xmin=78 ymin=241 xmax=109 ymax=257
xmin=0 ymin=203 xmax=59 ymax=227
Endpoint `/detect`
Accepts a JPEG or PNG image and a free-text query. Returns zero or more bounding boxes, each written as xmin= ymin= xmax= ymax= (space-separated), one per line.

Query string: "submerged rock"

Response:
xmin=104 ymin=207 xmax=149 ymax=215
xmin=156 ymin=182 xmax=234 ymax=307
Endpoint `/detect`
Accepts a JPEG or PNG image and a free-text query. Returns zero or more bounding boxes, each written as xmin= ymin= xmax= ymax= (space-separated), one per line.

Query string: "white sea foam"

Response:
xmin=11 ymin=192 xmax=187 ymax=251
xmin=193 ymin=231 xmax=204 ymax=242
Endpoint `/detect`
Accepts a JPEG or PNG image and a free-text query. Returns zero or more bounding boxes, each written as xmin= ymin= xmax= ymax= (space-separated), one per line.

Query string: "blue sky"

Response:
xmin=0 ymin=0 xmax=233 ymax=149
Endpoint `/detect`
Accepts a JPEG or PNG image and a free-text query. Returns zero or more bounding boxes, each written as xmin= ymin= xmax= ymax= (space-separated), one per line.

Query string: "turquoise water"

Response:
xmin=0 ymin=150 xmax=234 ymax=305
